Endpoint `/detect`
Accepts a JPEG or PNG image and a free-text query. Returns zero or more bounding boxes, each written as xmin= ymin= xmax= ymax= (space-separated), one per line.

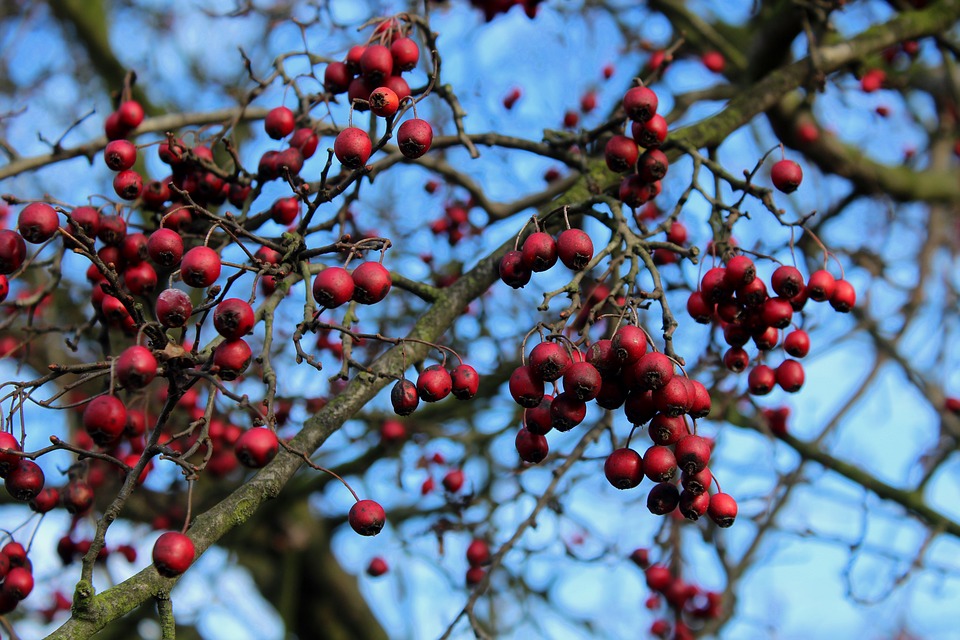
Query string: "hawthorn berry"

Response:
xmin=556 ymin=229 xmax=593 ymax=270
xmin=351 ymin=262 xmax=392 ymax=304
xmin=391 ymin=379 xmax=420 ymax=416
xmin=529 ymin=342 xmax=571 ymax=382
xmin=103 ymin=140 xmax=137 ymax=171
xmin=450 ymin=363 xmax=480 ymax=400
xmin=708 ymin=493 xmax=738 ymax=527
xmin=152 ymin=532 xmax=195 ymax=577
xmin=397 ymin=119 xmax=433 ymax=159
xmin=771 ymin=265 xmax=804 ymax=298
xmin=334 ymin=127 xmax=372 ymax=168
xmin=264 ymin=106 xmax=296 ymax=139
xmin=156 ymin=288 xmax=193 ymax=327
xmin=771 ymin=159 xmax=803 ymax=193
xmin=180 ymin=246 xmax=221 ymax=288
xmin=604 ymin=135 xmax=639 ymax=173
xmin=612 ymin=325 xmax=648 ymax=364
xmin=516 ymin=428 xmax=549 ymax=463
xmin=5 ymin=460 xmax=44 ymax=502
xmin=562 ymin=362 xmax=602 ymax=401
xmin=783 ymin=330 xmax=810 ymax=358
xmin=417 ymin=365 xmax=453 ymax=402
xmin=0 ymin=230 xmax=27 ymax=274
xmin=806 ymin=269 xmax=836 ymax=302
xmin=646 ymin=482 xmax=680 ymax=515
xmin=18 ymin=203 xmax=59 ymax=244
xmin=520 ymin=232 xmax=558 ymax=272
xmin=604 ymin=448 xmax=644 ymax=489
xmin=390 ymin=37 xmax=420 ymax=71
xmin=509 ymin=365 xmax=544 ymax=408
xmin=369 ymin=86 xmax=400 ymax=118
xmin=234 ymin=427 xmax=280 ymax=468
xmin=83 ymin=395 xmax=127 ymax=444
xmin=747 ymin=365 xmax=776 ymax=395
xmin=830 ymin=279 xmax=856 ymax=312
xmin=775 ymin=359 xmax=805 ymax=392
xmin=116 ymin=345 xmax=158 ymax=389
xmin=313 ymin=267 xmax=355 ymax=308
xmin=499 ymin=250 xmax=531 ymax=288
xmin=549 ymin=392 xmax=587 ymax=431
xmin=213 ymin=339 xmax=252 ymax=380
xmin=622 ymin=86 xmax=658 ymax=122
xmin=349 ymin=499 xmax=386 ymax=536
xmin=213 ymin=298 xmax=255 ymax=340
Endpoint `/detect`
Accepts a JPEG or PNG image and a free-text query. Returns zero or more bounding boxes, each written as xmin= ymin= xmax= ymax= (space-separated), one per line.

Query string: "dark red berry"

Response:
xmin=450 ymin=364 xmax=480 ymax=400
xmin=521 ymin=232 xmax=558 ymax=272
xmin=686 ymin=291 xmax=714 ymax=324
xmin=391 ymin=379 xmax=420 ymax=416
xmin=156 ymin=288 xmax=193 ymax=328
xmin=0 ymin=230 xmax=27 ymax=274
xmin=509 ymin=365 xmax=544 ymax=408
xmin=18 ymin=203 xmax=59 ymax=244
xmin=604 ymin=135 xmax=639 ymax=173
xmin=499 ymin=250 xmax=531 ymax=288
xmin=679 ymin=490 xmax=710 ymax=521
xmin=5 ymin=460 xmax=44 ymax=502
xmin=556 ymin=229 xmax=593 ymax=270
xmin=771 ymin=265 xmax=804 ymax=298
xmin=550 ymin=392 xmax=587 ymax=431
xmin=83 ymin=395 xmax=127 ymax=444
xmin=562 ymin=362 xmax=602 ymax=401
xmin=623 ymin=86 xmax=658 ymax=122
xmin=390 ymin=37 xmax=420 ymax=71
xmin=784 ymin=330 xmax=810 ymax=358
xmin=360 ymin=44 xmax=393 ymax=82
xmin=604 ymin=448 xmax=644 ymax=489
xmin=674 ymin=435 xmax=711 ymax=474
xmin=649 ymin=414 xmax=688 ymax=446
xmin=646 ymin=482 xmax=680 ymax=515
xmin=747 ymin=365 xmax=776 ymax=395
xmin=724 ymin=255 xmax=756 ymax=288
xmin=613 ymin=325 xmax=648 ymax=364
xmin=523 ymin=395 xmax=554 ymax=435
xmin=775 ymin=359 xmax=805 ymax=392
xmin=213 ymin=339 xmax=252 ymax=381
xmin=632 ymin=114 xmax=668 ymax=148
xmin=103 ymin=140 xmax=137 ymax=171
xmin=629 ymin=352 xmax=674 ymax=391
xmin=516 ymin=428 xmax=549 ymax=463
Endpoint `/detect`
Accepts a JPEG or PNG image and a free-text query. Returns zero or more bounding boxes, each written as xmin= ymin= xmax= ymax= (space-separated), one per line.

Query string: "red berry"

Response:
xmin=499 ymin=250 xmax=531 ymax=288
xmin=679 ymin=490 xmax=710 ymax=521
xmin=116 ymin=345 xmax=158 ymax=389
xmin=17 ymin=203 xmax=59 ymax=244
xmin=686 ymin=291 xmax=714 ymax=323
xmin=624 ymin=390 xmax=657 ymax=425
xmin=562 ymin=362 xmax=602 ymax=401
xmin=391 ymin=379 xmax=420 ymax=416
xmin=213 ymin=339 xmax=252 ymax=380
xmin=674 ymin=435 xmax=711 ymax=475
xmin=213 ymin=298 xmax=255 ymax=340
xmin=612 ymin=325 xmax=648 ymax=364
xmin=806 ymin=269 xmax=836 ymax=302
xmin=708 ymin=493 xmax=738 ymax=527
xmin=775 ymin=359 xmax=805 ymax=392
xmin=632 ymin=114 xmax=668 ymax=148
xmin=390 ymin=37 xmax=420 ymax=71
xmin=324 ymin=61 xmax=352 ymax=94
xmin=520 ymin=232 xmax=558 ymax=272
xmin=771 ymin=159 xmax=803 ymax=193
xmin=397 ymin=119 xmax=433 ymax=159
xmin=1 ymin=566 xmax=33 ymax=600
xmin=264 ymin=106 xmax=295 ymax=139
xmin=290 ymin=127 xmax=319 ymax=159
xmin=351 ymin=262 xmax=392 ymax=304
xmin=629 ymin=352 xmax=674 ymax=391
xmin=647 ymin=482 xmax=680 ymax=515
xmin=649 ymin=414 xmax=687 ymax=446
xmin=270 ymin=197 xmax=300 ymax=225
xmin=681 ymin=466 xmax=712 ymax=496
xmin=784 ymin=330 xmax=810 ymax=358
xmin=62 ymin=481 xmax=94 ymax=515
xmin=5 ymin=460 xmax=44 ymax=502
xmin=830 ymin=279 xmax=856 ymax=312
xmin=529 ymin=342 xmax=571 ymax=382
xmin=509 ymin=365 xmax=544 ymax=408
xmin=180 ymin=246 xmax=221 ymax=288
xmin=360 ymin=44 xmax=393 ymax=82
xmin=604 ymin=448 xmax=644 ymax=489
xmin=623 ymin=86 xmax=658 ymax=122
xmin=516 ymin=427 xmax=549 ymax=463
xmin=349 ymin=499 xmax=385 ymax=536
xmin=103 ymin=140 xmax=137 ymax=171
xmin=152 ymin=532 xmax=195 ymax=577
xmin=604 ymin=135 xmax=639 ymax=173
xmin=557 ymin=229 xmax=593 ymax=270
xmin=369 ymin=86 xmax=400 ymax=118
xmin=442 ymin=469 xmax=464 ymax=492
xmin=113 ymin=169 xmax=143 ymax=200
xmin=235 ymin=427 xmax=280 ymax=468
xmin=366 ymin=556 xmax=389 ymax=577
xmin=760 ymin=297 xmax=794 ymax=329
xmin=701 ymin=51 xmax=725 ymax=72
xmin=450 ymin=364 xmax=480 ymax=400
xmin=116 ymin=100 xmax=144 ymax=130
xmin=313 ymin=267 xmax=355 ymax=308
xmin=83 ymin=395 xmax=127 ymax=444
xmin=0 ymin=230 xmax=26 ymax=274
xmin=653 ymin=376 xmax=689 ymax=417
xmin=549 ymin=392 xmax=586 ymax=431
xmin=156 ymin=288 xmax=193 ymax=328
xmin=724 ymin=255 xmax=756 ymax=288
xmin=523 ymin=395 xmax=554 ymax=435
xmin=771 ymin=265 xmax=804 ymax=298
xmin=334 ymin=127 xmax=372 ymax=168
xmin=638 ymin=148 xmax=669 ymax=183
xmin=417 ymin=365 xmax=453 ymax=402
xmin=747 ymin=365 xmax=776 ymax=395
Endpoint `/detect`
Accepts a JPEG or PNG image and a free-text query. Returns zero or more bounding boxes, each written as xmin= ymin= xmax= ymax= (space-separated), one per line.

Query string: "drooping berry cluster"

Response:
xmin=686 ymin=254 xmax=855 ymax=396
xmin=632 ymin=550 xmax=724 ymax=640
xmin=605 ymin=84 xmax=670 ymax=209
xmin=508 ymin=324 xmax=737 ymax=525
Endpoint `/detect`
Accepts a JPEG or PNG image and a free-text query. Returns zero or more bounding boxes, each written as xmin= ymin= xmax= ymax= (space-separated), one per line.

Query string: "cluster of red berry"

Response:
xmin=687 ymin=253 xmax=855 ymax=396
xmin=508 ymin=325 xmax=737 ymax=526
xmin=632 ymin=549 xmax=723 ymax=640
xmin=605 ymin=84 xmax=670 ymax=209
xmin=0 ymin=541 xmax=36 ymax=614
xmin=499 ymin=224 xmax=595 ymax=289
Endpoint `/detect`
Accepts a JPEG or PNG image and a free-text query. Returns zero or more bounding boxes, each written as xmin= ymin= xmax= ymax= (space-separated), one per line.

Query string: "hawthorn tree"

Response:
xmin=0 ymin=0 xmax=959 ymax=638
